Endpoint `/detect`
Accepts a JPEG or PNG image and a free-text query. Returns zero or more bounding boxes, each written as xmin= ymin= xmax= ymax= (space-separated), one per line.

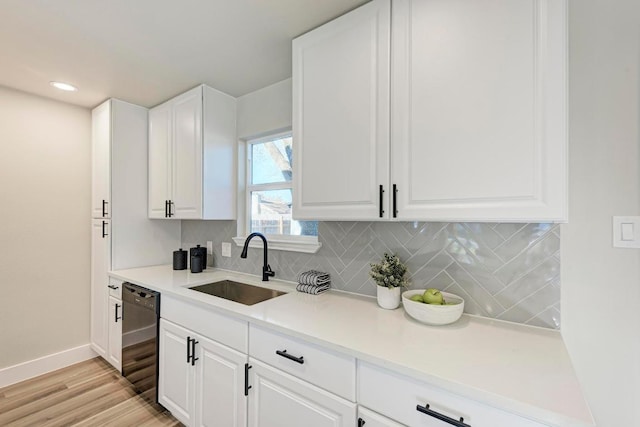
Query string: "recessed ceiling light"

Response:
xmin=50 ymin=81 xmax=78 ymax=92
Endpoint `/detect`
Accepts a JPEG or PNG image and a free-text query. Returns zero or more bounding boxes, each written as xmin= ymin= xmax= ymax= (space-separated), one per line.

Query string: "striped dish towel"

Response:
xmin=297 ymin=270 xmax=330 ymax=286
xmin=296 ymin=270 xmax=331 ymax=295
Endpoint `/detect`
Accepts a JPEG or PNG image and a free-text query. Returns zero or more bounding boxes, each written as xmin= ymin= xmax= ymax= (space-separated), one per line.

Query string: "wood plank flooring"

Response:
xmin=0 ymin=357 xmax=182 ymax=426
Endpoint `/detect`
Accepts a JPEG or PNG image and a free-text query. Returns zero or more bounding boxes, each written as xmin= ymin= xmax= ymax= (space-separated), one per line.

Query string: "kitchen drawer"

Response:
xmin=161 ymin=295 xmax=248 ymax=353
xmin=358 ymin=406 xmax=405 ymax=427
xmin=108 ymin=278 xmax=122 ymax=299
xmin=358 ymin=362 xmax=549 ymax=427
xmin=249 ymin=324 xmax=356 ymax=401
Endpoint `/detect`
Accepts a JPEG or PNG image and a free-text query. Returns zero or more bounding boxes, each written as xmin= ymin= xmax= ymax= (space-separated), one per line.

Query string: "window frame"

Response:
xmin=233 ymin=130 xmax=321 ymax=254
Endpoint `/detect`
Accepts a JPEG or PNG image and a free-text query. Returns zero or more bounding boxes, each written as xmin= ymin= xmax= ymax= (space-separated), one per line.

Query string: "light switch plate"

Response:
xmin=222 ymin=242 xmax=232 ymax=257
xmin=613 ymin=216 xmax=640 ymax=248
xmin=206 ymin=241 xmax=213 ymax=255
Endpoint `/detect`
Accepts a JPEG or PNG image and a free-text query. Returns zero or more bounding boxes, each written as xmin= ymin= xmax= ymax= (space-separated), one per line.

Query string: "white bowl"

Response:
xmin=402 ymin=289 xmax=464 ymax=326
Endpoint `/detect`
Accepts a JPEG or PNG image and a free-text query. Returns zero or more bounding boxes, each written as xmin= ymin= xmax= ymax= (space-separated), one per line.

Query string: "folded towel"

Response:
xmin=296 ymin=282 xmax=331 ymax=295
xmin=297 ymin=270 xmax=330 ymax=286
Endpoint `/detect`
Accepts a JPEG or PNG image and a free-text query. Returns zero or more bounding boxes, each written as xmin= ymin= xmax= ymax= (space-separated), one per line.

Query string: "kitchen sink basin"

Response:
xmin=189 ymin=280 xmax=286 ymax=306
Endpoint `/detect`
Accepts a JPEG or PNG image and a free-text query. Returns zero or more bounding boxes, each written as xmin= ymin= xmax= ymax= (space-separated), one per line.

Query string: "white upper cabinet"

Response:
xmin=292 ymin=0 xmax=567 ymax=222
xmin=148 ymin=103 xmax=172 ymax=219
xmin=91 ymin=101 xmax=111 ymax=219
xmin=292 ymin=0 xmax=391 ymax=220
xmin=391 ymin=0 xmax=567 ymax=222
xmin=149 ymin=85 xmax=237 ymax=220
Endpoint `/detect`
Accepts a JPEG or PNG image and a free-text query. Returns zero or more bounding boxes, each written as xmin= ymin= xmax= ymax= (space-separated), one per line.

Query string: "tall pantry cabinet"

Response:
xmin=91 ymin=99 xmax=181 ymax=370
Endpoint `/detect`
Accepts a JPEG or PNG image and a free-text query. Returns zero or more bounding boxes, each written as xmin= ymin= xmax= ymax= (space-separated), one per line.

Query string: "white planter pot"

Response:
xmin=377 ymin=286 xmax=401 ymax=309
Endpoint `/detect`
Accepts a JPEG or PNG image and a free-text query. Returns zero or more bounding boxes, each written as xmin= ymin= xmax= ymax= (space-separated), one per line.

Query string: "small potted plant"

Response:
xmin=370 ymin=253 xmax=409 ymax=309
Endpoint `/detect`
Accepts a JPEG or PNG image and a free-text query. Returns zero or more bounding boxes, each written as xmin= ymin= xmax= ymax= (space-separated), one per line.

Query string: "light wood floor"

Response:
xmin=0 ymin=357 xmax=182 ymax=426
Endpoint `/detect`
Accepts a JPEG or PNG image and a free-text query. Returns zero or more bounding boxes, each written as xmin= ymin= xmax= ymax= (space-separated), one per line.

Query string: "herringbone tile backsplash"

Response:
xmin=182 ymin=221 xmax=561 ymax=329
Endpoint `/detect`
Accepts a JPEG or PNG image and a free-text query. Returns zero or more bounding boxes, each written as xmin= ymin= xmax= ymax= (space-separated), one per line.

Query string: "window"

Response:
xmin=235 ymin=132 xmax=320 ymax=253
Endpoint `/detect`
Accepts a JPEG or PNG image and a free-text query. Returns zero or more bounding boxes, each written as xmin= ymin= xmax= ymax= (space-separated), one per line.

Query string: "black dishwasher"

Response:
xmin=122 ymin=282 xmax=160 ymax=404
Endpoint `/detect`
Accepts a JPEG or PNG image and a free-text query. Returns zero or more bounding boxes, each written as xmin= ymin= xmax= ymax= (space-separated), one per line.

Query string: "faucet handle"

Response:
xmin=264 ymin=264 xmax=275 ymax=276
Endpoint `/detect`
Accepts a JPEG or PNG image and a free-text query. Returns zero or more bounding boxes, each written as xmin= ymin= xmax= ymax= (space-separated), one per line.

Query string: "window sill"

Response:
xmin=232 ymin=236 xmax=322 ymax=254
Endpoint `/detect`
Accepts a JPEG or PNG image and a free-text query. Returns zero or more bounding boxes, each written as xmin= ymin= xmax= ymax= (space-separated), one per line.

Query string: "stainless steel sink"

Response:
xmin=189 ymin=280 xmax=286 ymax=306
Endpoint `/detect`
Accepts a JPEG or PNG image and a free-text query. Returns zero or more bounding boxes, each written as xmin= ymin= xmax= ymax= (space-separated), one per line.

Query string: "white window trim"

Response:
xmin=234 ymin=130 xmax=321 ymax=254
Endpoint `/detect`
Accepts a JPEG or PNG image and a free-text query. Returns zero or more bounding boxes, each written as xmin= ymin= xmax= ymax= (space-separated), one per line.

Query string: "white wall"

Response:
xmin=236 ymin=78 xmax=292 ymax=139
xmin=561 ymin=0 xmax=640 ymax=426
xmin=0 ymin=86 xmax=91 ymax=368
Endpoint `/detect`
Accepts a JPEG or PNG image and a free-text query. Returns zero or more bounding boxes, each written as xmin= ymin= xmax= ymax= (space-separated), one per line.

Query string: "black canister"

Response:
xmin=190 ymin=253 xmax=203 ymax=273
xmin=190 ymin=244 xmax=207 ymax=269
xmin=173 ymin=248 xmax=187 ymax=270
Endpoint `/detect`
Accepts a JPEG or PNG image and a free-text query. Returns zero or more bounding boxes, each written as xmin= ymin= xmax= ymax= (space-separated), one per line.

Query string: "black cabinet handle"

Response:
xmin=416 ymin=404 xmax=471 ymax=427
xmin=244 ymin=363 xmax=252 ymax=396
xmin=165 ymin=200 xmax=169 ymax=218
xmin=276 ymin=349 xmax=304 ymax=364
xmin=187 ymin=337 xmax=192 ymax=363
xmin=107 ymin=284 xmax=119 ymax=290
xmin=379 ymin=185 xmax=385 ymax=218
xmin=101 ymin=221 xmax=108 ymax=238
xmin=102 ymin=199 xmax=108 ymax=217
xmin=393 ymin=184 xmax=398 ymax=218
xmin=114 ymin=303 xmax=121 ymax=322
xmin=358 ymin=418 xmax=366 ymax=427
xmin=191 ymin=339 xmax=199 ymax=366
xmin=168 ymin=200 xmax=174 ymax=217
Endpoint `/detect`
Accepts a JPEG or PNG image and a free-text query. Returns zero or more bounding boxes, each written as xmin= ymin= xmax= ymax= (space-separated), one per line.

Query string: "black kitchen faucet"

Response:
xmin=240 ymin=232 xmax=275 ymax=281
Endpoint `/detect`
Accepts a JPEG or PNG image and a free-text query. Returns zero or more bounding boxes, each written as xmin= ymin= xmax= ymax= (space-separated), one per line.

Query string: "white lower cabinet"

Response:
xmin=158 ymin=318 xmax=248 ymax=427
xmin=90 ymin=219 xmax=110 ymax=358
xmin=107 ymin=296 xmax=122 ymax=372
xmin=247 ymin=359 xmax=356 ymax=427
xmin=358 ymin=362 xmax=549 ymax=427
xmin=358 ymin=406 xmax=405 ymax=427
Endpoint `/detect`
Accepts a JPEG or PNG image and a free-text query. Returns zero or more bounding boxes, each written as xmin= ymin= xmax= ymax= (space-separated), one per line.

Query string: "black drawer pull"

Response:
xmin=416 ymin=404 xmax=471 ymax=427
xmin=187 ymin=337 xmax=192 ymax=363
xmin=107 ymin=284 xmax=118 ymax=290
xmin=358 ymin=417 xmax=366 ymax=427
xmin=276 ymin=349 xmax=304 ymax=364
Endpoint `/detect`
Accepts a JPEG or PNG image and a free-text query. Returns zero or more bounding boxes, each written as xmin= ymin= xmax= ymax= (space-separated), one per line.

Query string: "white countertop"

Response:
xmin=110 ymin=265 xmax=594 ymax=427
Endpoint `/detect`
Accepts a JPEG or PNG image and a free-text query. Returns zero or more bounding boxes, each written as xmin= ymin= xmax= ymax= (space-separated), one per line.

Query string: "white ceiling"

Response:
xmin=0 ymin=0 xmax=368 ymax=108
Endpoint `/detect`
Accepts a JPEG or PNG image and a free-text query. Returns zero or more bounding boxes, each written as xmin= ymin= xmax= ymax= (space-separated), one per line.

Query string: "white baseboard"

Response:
xmin=0 ymin=344 xmax=98 ymax=389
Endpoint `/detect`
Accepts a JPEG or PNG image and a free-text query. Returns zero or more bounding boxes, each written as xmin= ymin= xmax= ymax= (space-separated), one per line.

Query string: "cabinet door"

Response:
xmin=159 ymin=319 xmax=195 ymax=426
xmin=292 ymin=0 xmax=390 ymax=220
xmin=391 ymin=0 xmax=567 ymax=222
xmin=92 ymin=101 xmax=111 ymax=219
xmin=358 ymin=407 xmax=404 ymax=427
xmin=172 ymin=87 xmax=203 ymax=219
xmin=107 ymin=296 xmax=122 ymax=372
xmin=149 ymin=103 xmax=172 ymax=218
xmin=195 ymin=335 xmax=248 ymax=427
xmin=90 ymin=219 xmax=111 ymax=358
xmin=248 ymin=359 xmax=356 ymax=427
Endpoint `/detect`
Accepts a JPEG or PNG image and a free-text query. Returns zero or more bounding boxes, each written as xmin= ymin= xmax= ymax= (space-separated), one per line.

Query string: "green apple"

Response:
xmin=409 ymin=294 xmax=424 ymax=303
xmin=422 ymin=288 xmax=444 ymax=305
